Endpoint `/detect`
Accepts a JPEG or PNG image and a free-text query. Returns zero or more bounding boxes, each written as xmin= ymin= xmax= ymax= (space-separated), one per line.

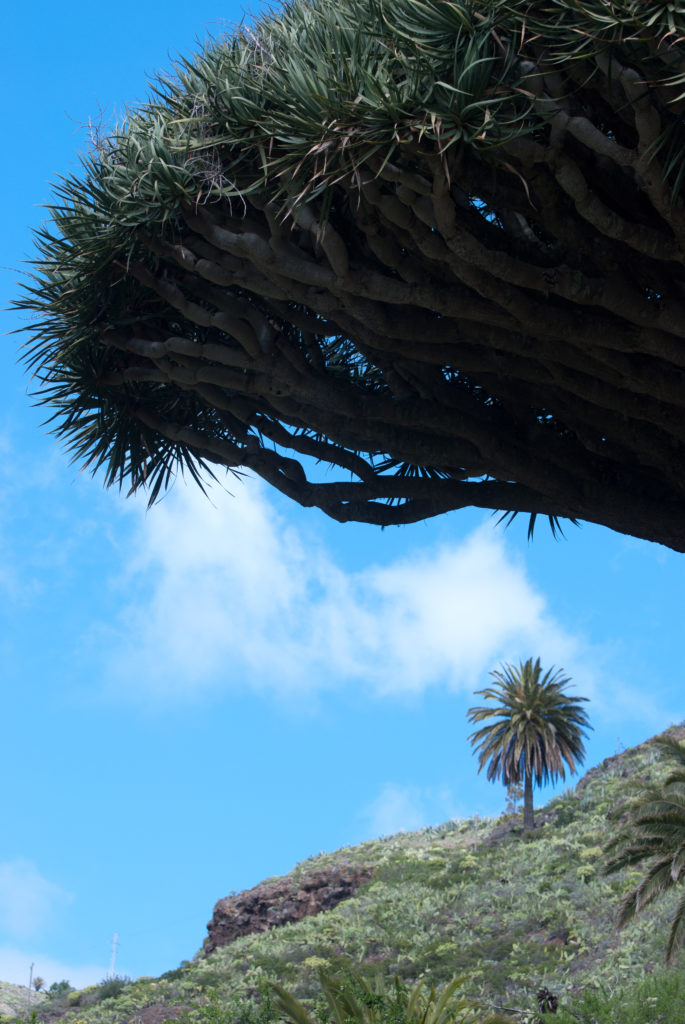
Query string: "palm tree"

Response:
xmin=467 ymin=658 xmax=591 ymax=829
xmin=605 ymin=736 xmax=685 ymax=963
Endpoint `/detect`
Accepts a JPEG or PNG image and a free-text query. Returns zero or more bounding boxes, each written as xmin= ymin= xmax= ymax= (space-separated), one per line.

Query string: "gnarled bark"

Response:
xmin=19 ymin=0 xmax=685 ymax=550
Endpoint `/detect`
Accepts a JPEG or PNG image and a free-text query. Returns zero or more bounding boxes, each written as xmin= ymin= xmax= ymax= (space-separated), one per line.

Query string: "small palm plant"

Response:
xmin=605 ymin=736 xmax=685 ymax=963
xmin=271 ymin=972 xmax=502 ymax=1024
xmin=467 ymin=658 xmax=591 ymax=829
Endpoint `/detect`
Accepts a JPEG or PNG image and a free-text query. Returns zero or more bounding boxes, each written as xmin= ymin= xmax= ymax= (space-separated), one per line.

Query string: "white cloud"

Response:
xmin=96 ymin=477 xmax=590 ymax=704
xmin=0 ymin=946 xmax=104 ymax=989
xmin=0 ymin=861 xmax=71 ymax=940
xmin=360 ymin=783 xmax=460 ymax=838
xmin=353 ymin=539 xmax=576 ymax=696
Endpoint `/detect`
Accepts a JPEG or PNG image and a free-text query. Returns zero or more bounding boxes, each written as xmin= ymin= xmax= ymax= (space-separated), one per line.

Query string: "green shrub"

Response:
xmin=46 ymin=981 xmax=73 ymax=1000
xmin=271 ymin=972 xmax=487 ymax=1024
xmin=556 ymin=968 xmax=685 ymax=1023
xmin=96 ymin=976 xmax=133 ymax=1002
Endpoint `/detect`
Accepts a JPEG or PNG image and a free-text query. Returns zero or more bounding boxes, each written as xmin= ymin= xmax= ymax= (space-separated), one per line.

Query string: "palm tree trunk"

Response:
xmin=523 ymin=773 xmax=535 ymax=830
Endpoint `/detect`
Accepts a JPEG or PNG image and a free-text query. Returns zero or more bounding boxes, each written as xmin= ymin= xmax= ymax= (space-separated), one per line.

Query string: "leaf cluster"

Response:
xmin=271 ymin=973 xmax=485 ymax=1024
xmin=14 ymin=0 xmax=685 ymax=550
xmin=605 ymin=737 xmax=685 ymax=962
xmin=467 ymin=659 xmax=591 ymax=790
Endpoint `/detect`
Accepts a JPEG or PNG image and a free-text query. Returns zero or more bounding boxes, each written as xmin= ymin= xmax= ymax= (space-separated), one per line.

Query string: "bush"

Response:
xmin=46 ymin=982 xmax=73 ymax=1000
xmin=271 ymin=971 xmax=489 ymax=1024
xmin=556 ymin=969 xmax=685 ymax=1024
xmin=95 ymin=976 xmax=132 ymax=1002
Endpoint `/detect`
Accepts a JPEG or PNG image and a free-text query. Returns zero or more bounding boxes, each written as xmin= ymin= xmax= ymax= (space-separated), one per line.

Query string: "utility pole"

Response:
xmin=27 ymin=964 xmax=34 ymax=1011
xmin=109 ymin=933 xmax=119 ymax=978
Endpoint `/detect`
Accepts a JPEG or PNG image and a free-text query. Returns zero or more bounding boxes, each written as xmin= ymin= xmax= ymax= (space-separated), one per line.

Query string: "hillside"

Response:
xmin=16 ymin=726 xmax=685 ymax=1023
xmin=0 ymin=984 xmax=44 ymax=1018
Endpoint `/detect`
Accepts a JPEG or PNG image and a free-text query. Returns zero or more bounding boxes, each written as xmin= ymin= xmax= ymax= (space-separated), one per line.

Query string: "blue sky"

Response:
xmin=1 ymin=0 xmax=683 ymax=993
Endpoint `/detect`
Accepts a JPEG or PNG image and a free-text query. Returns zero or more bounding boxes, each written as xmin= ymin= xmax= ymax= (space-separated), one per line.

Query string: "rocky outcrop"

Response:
xmin=204 ymin=863 xmax=374 ymax=954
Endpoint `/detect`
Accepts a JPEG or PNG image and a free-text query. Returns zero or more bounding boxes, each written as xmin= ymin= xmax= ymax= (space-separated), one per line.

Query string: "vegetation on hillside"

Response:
xmin=606 ymin=735 xmax=685 ymax=963
xmin=270 ymin=972 xmax=494 ymax=1024
xmin=5 ymin=727 xmax=684 ymax=1024
xmin=0 ymin=983 xmax=45 ymax=1018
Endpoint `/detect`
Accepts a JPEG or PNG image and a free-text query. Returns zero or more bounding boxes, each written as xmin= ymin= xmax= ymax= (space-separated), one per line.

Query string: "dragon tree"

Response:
xmin=18 ymin=0 xmax=685 ymax=550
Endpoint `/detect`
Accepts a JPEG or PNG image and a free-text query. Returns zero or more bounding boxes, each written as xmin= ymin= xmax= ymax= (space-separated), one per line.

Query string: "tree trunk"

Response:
xmin=523 ymin=774 xmax=535 ymax=830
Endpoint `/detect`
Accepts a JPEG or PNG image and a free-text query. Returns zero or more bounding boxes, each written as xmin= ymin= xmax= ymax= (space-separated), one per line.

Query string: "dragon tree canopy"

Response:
xmin=18 ymin=0 xmax=685 ymax=550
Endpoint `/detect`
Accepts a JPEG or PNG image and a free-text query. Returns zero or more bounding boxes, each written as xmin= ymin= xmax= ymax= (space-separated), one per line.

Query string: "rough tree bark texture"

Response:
xmin=523 ymin=774 xmax=535 ymax=831
xmin=21 ymin=1 xmax=685 ymax=549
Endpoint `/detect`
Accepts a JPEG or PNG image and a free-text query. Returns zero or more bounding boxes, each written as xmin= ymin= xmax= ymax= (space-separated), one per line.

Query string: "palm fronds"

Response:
xmin=605 ymin=737 xmax=685 ymax=962
xmin=271 ymin=973 xmax=485 ymax=1024
xmin=467 ymin=658 xmax=591 ymax=828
